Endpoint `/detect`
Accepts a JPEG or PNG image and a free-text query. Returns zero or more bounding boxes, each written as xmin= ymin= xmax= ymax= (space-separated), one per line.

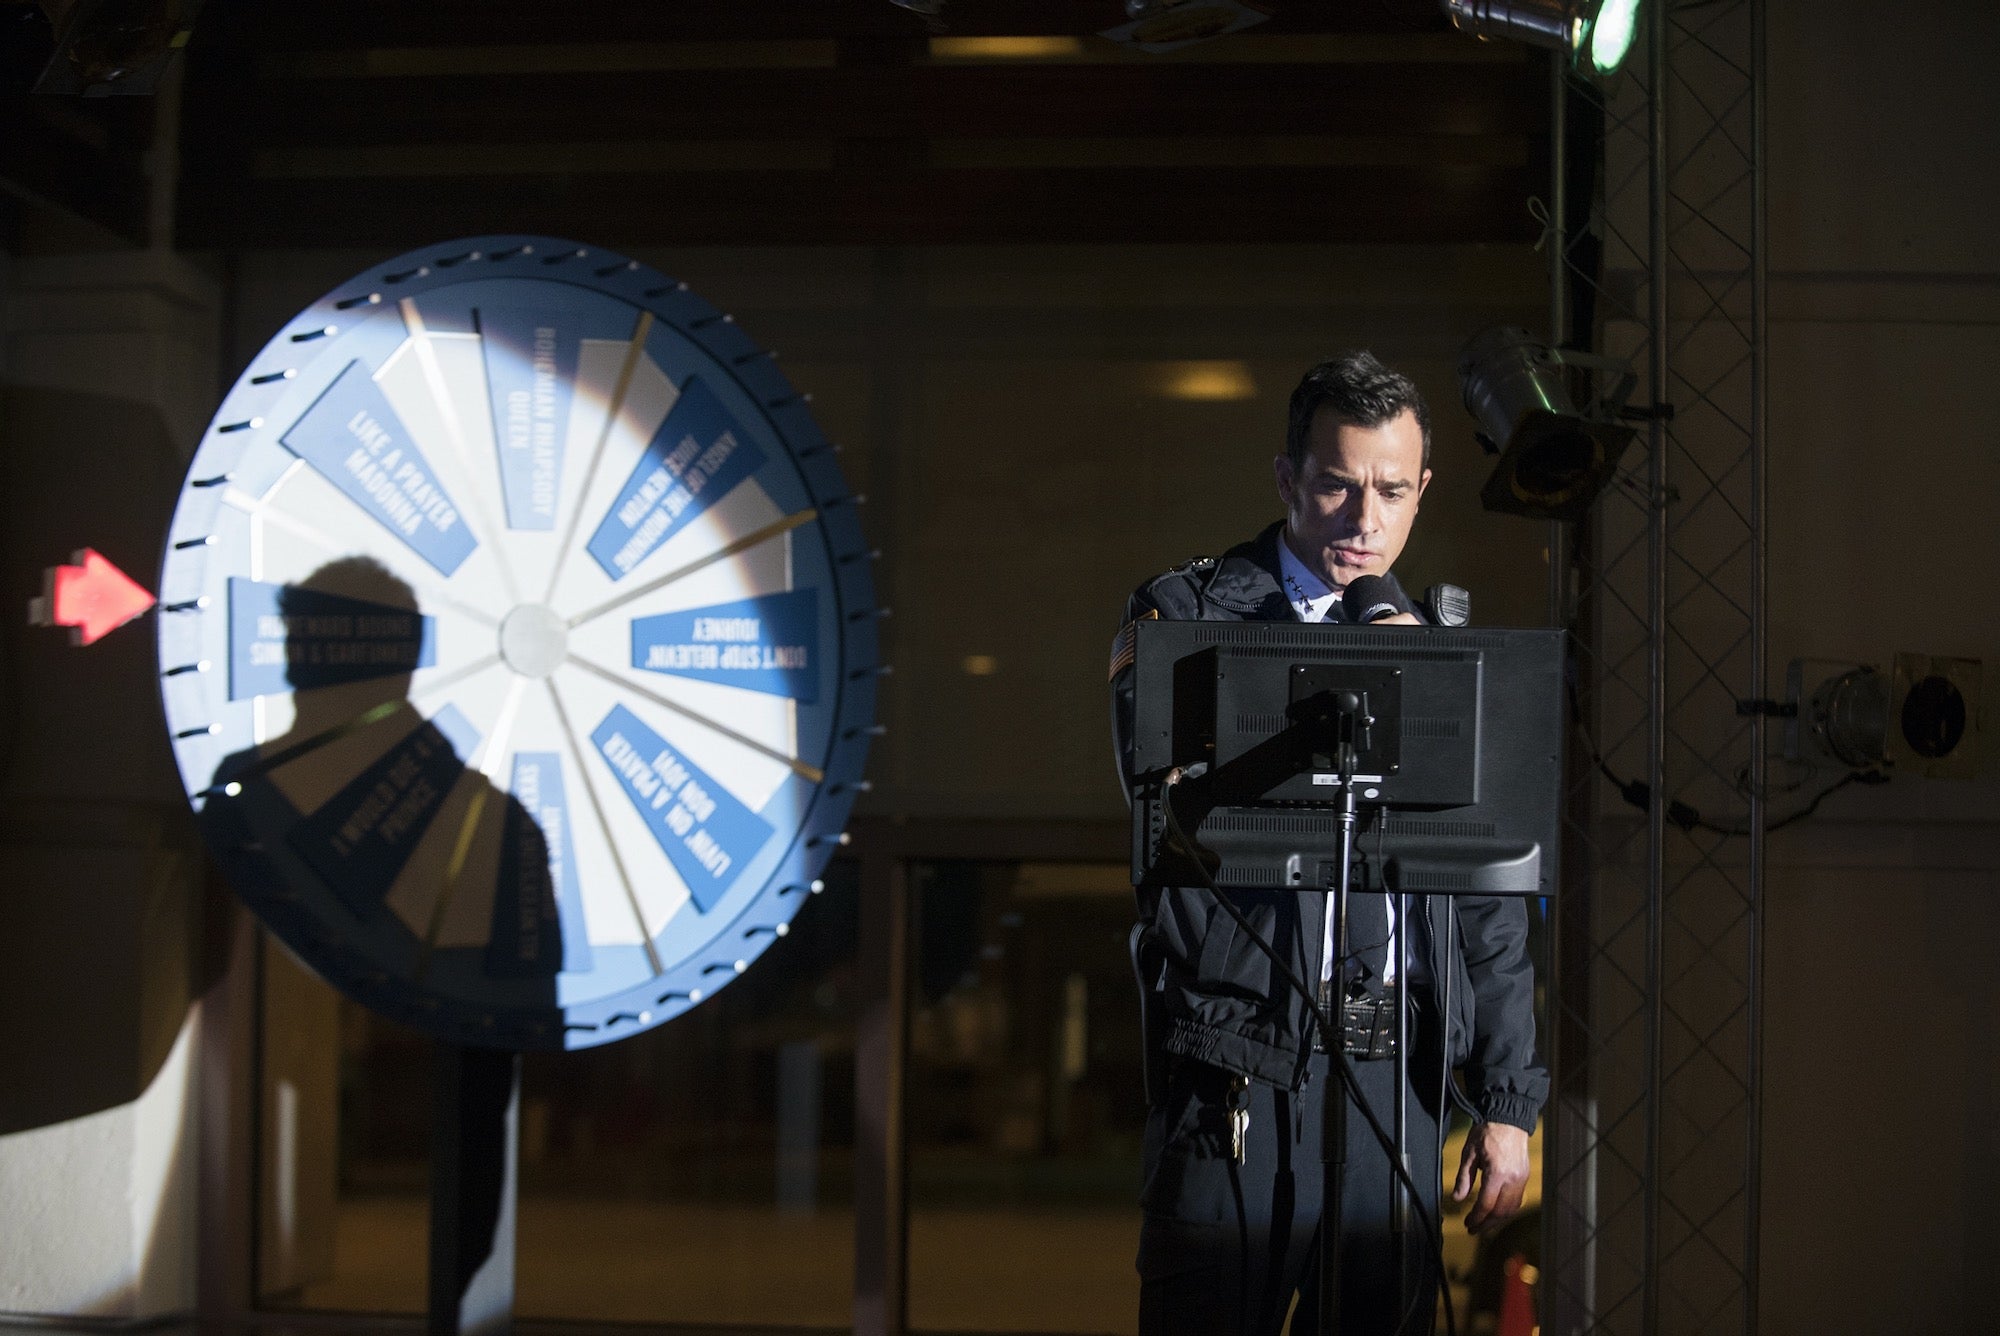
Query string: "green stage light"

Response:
xmin=1584 ymin=0 xmax=1640 ymax=73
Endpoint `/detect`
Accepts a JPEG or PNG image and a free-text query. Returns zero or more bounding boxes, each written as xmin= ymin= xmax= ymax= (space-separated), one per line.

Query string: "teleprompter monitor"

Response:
xmin=1128 ymin=619 xmax=1564 ymax=898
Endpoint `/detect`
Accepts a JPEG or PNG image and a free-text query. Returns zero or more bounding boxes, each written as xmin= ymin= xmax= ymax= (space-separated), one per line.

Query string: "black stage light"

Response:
xmin=1789 ymin=654 xmax=1983 ymax=780
xmin=1102 ymin=0 xmax=1272 ymax=52
xmin=29 ymin=0 xmax=202 ymax=95
xmin=1457 ymin=326 xmax=1635 ymax=522
xmin=1442 ymin=0 xmax=1641 ymax=75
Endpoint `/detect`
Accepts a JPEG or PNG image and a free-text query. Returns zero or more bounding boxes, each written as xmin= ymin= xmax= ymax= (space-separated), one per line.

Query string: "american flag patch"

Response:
xmin=1107 ymin=609 xmax=1158 ymax=681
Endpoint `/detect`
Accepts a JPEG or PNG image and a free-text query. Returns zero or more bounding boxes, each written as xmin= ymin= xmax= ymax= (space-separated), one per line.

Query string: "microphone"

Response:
xmin=1341 ymin=575 xmax=1410 ymax=624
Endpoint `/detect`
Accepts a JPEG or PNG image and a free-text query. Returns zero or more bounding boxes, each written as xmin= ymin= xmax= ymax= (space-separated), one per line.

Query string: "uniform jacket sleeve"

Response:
xmin=1110 ymin=569 xmax=1205 ymax=800
xmin=1452 ymin=894 xmax=1548 ymax=1132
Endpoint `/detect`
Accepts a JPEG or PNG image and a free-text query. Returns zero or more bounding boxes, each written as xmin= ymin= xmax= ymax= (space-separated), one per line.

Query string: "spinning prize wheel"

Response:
xmin=156 ymin=237 xmax=879 ymax=1049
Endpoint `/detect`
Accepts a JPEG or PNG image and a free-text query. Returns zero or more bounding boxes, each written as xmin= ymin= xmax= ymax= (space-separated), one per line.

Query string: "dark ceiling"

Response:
xmin=6 ymin=0 xmax=1550 ymax=249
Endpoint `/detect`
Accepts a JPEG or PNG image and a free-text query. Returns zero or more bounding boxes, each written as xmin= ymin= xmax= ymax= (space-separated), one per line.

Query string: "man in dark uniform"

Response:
xmin=1110 ymin=351 xmax=1547 ymax=1335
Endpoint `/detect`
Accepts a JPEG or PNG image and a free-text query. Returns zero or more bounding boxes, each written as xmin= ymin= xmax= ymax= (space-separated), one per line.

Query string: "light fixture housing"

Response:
xmin=1457 ymin=326 xmax=1634 ymax=522
xmin=1100 ymin=0 xmax=1271 ymax=53
xmin=1442 ymin=0 xmax=1576 ymax=52
xmin=1442 ymin=0 xmax=1641 ymax=74
xmin=1787 ymin=654 xmax=1983 ymax=779
xmin=30 ymin=0 xmax=205 ymax=96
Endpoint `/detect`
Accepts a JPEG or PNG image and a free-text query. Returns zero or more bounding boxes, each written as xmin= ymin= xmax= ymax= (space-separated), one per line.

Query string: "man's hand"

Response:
xmin=1370 ymin=612 xmax=1423 ymax=626
xmin=1452 ymin=1121 xmax=1531 ymax=1234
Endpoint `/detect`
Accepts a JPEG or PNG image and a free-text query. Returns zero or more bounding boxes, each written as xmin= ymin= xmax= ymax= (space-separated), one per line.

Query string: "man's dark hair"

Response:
xmin=1285 ymin=350 xmax=1432 ymax=473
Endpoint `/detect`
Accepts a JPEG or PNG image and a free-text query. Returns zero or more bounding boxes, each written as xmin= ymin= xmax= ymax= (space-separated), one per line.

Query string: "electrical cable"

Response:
xmin=1737 ymin=766 xmax=1888 ymax=833
xmin=1565 ymin=680 xmax=1887 ymax=837
xmin=1732 ymin=756 xmax=1813 ymax=800
xmin=1160 ymin=771 xmax=1459 ymax=1336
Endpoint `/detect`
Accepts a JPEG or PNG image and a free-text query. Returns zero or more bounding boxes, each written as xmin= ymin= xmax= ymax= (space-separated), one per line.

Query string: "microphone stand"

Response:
xmin=1318 ymin=690 xmax=1431 ymax=1335
xmin=1393 ymin=886 xmax=1411 ymax=1298
xmin=1317 ymin=692 xmax=1372 ymax=1336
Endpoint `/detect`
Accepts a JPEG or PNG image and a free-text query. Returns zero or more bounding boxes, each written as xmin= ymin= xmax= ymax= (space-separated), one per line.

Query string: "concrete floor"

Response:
xmin=282 ymin=1197 xmax=1143 ymax=1335
xmin=268 ymin=1122 xmax=1541 ymax=1333
xmin=274 ymin=1195 xmax=1513 ymax=1334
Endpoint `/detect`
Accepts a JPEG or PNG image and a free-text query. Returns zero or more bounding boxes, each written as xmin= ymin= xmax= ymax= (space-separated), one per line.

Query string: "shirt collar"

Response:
xmin=1276 ymin=532 xmax=1345 ymax=623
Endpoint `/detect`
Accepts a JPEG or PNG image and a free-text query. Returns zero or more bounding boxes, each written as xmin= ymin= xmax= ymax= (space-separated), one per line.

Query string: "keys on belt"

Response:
xmin=1228 ymin=1074 xmax=1249 ymax=1165
xmin=1315 ymin=986 xmax=1400 ymax=1059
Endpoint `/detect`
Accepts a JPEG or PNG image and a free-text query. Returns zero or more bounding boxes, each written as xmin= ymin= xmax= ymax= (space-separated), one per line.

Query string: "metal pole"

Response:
xmin=1642 ymin=1 xmax=1671 ymax=1331
xmin=1318 ymin=781 xmax=1360 ymax=1336
xmin=1393 ymin=888 xmax=1410 ymax=1294
xmin=1743 ymin=2 xmax=1769 ymax=1331
xmin=428 ymin=1044 xmax=521 ymax=1336
xmin=1548 ymin=49 xmax=1571 ymax=628
xmin=854 ymin=851 xmax=911 ymax=1336
xmin=1543 ymin=50 xmax=1570 ymax=1328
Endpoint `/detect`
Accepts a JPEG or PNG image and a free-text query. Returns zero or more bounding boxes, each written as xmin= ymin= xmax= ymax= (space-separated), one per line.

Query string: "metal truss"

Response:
xmin=1544 ymin=2 xmax=1766 ymax=1333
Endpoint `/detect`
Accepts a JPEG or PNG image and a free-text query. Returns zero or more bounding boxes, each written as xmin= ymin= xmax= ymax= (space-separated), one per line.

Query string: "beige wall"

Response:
xmin=1758 ymin=4 xmax=2000 ymax=1330
xmin=0 ymin=247 xmax=218 ymax=1319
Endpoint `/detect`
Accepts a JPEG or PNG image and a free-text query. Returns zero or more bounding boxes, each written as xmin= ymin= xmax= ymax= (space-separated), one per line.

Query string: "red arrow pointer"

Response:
xmin=28 ymin=548 xmax=158 ymax=646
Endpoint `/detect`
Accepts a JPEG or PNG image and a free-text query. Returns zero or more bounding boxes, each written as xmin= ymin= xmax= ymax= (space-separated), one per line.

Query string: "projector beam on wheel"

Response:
xmin=413 ymin=782 xmax=492 ymax=984
xmin=224 ymin=486 xmax=506 ymax=628
xmin=399 ymin=298 xmax=525 ymax=607
xmin=412 ymin=675 xmax=529 ymax=982
xmin=546 ymin=677 xmax=665 ymax=975
xmin=564 ymin=508 xmax=818 ymax=632
xmin=562 ymin=653 xmax=824 ymax=783
xmin=411 ymin=653 xmax=507 ymax=703
xmin=205 ymin=696 xmax=406 ymax=794
xmin=541 ymin=311 xmax=656 ymax=605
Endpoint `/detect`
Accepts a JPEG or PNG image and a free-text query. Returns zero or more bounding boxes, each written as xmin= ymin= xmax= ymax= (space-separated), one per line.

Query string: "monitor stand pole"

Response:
xmin=1392 ymin=886 xmax=1413 ymax=1311
xmin=1317 ymin=767 xmax=1357 ymax=1336
xmin=1317 ymin=698 xmax=1425 ymax=1334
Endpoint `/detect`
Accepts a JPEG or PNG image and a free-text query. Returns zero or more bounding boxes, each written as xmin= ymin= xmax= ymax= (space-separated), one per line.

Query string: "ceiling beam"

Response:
xmin=220 ymin=0 xmax=1453 ymax=48
xmin=203 ymin=60 xmax=1541 ymax=149
xmin=177 ymin=162 xmax=1542 ymax=250
xmin=172 ymin=1 xmax=1545 ymax=250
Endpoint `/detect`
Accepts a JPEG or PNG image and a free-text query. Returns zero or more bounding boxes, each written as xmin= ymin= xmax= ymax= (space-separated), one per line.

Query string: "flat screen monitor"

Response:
xmin=1127 ymin=620 xmax=1564 ymax=898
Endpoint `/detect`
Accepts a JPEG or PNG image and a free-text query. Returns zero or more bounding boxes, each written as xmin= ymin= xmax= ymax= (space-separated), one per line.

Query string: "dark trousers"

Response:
xmin=1136 ymin=1048 xmax=1444 ymax=1336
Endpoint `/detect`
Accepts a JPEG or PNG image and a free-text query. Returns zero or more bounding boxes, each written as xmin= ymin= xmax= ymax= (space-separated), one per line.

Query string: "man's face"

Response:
xmin=1274 ymin=405 xmax=1431 ymax=588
